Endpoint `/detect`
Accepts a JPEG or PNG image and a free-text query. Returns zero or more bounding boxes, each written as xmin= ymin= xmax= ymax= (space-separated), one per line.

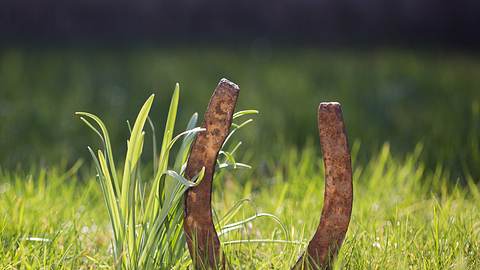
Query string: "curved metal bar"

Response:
xmin=184 ymin=78 xmax=239 ymax=268
xmin=184 ymin=88 xmax=352 ymax=269
xmin=293 ymin=102 xmax=353 ymax=270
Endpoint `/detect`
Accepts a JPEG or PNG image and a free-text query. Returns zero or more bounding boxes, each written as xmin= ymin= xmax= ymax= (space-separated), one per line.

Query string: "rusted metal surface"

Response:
xmin=184 ymin=91 xmax=352 ymax=268
xmin=184 ymin=78 xmax=239 ymax=268
xmin=293 ymin=102 xmax=353 ymax=270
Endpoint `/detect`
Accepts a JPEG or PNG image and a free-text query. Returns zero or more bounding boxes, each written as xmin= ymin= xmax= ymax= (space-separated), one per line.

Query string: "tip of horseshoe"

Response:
xmin=218 ymin=78 xmax=240 ymax=92
xmin=319 ymin=102 xmax=341 ymax=109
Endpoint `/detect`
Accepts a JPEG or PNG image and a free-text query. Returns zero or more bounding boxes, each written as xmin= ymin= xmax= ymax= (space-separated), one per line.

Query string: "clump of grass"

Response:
xmin=77 ymin=84 xmax=204 ymax=269
xmin=76 ymin=83 xmax=270 ymax=269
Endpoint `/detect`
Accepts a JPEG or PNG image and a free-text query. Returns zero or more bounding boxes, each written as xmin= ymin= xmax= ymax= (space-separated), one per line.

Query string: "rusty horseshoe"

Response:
xmin=184 ymin=79 xmax=353 ymax=269
xmin=184 ymin=78 xmax=239 ymax=268
xmin=293 ymin=102 xmax=353 ymax=269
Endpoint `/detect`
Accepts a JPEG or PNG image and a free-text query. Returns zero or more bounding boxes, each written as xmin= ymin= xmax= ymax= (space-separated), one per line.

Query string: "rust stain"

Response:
xmin=293 ymin=102 xmax=353 ymax=270
xmin=184 ymin=78 xmax=239 ymax=268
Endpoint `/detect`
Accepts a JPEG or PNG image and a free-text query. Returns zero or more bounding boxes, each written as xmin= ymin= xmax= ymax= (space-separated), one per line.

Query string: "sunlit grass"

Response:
xmin=75 ymin=84 xmax=208 ymax=269
xmin=72 ymin=83 xmax=270 ymax=269
xmin=0 ymin=139 xmax=479 ymax=268
xmin=216 ymin=143 xmax=480 ymax=269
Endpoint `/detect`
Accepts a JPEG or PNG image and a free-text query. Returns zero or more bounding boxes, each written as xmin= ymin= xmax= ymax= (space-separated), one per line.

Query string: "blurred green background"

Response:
xmin=1 ymin=47 xmax=479 ymax=177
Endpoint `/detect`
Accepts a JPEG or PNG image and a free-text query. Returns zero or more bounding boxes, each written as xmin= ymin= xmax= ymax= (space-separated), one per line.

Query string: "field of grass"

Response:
xmin=0 ymin=47 xmax=479 ymax=268
xmin=1 ymin=143 xmax=479 ymax=269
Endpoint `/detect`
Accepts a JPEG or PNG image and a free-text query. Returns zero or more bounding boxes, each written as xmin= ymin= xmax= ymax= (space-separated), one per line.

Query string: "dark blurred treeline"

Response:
xmin=1 ymin=0 xmax=479 ymax=48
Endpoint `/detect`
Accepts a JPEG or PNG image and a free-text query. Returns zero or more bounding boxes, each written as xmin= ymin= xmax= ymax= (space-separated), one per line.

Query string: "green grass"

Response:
xmin=73 ymin=85 xmax=263 ymax=269
xmin=0 ymin=47 xmax=479 ymax=268
xmin=1 ymin=142 xmax=478 ymax=269
xmin=75 ymin=85 xmax=197 ymax=269
xmin=1 ymin=48 xmax=480 ymax=177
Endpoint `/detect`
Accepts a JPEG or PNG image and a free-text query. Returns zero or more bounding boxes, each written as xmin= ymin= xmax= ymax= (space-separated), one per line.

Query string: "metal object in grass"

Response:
xmin=184 ymin=78 xmax=239 ymax=268
xmin=184 ymin=79 xmax=353 ymax=270
xmin=293 ymin=102 xmax=353 ymax=269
